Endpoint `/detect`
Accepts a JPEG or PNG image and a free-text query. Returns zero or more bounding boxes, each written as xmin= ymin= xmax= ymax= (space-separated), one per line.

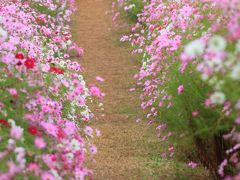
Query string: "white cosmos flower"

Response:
xmin=208 ymin=35 xmax=226 ymax=52
xmin=56 ymin=144 xmax=63 ymax=149
xmin=78 ymin=75 xmax=83 ymax=80
xmin=61 ymin=42 xmax=67 ymax=49
xmin=0 ymin=26 xmax=8 ymax=41
xmin=59 ymin=60 xmax=65 ymax=67
xmin=66 ymin=153 xmax=74 ymax=160
xmin=210 ymin=91 xmax=226 ymax=105
xmin=66 ymin=40 xmax=72 ymax=45
xmin=70 ymin=139 xmax=81 ymax=151
xmin=184 ymin=39 xmax=205 ymax=58
xmin=8 ymin=119 xmax=16 ymax=128
xmin=230 ymin=64 xmax=240 ymax=81
xmin=51 ymin=170 xmax=61 ymax=180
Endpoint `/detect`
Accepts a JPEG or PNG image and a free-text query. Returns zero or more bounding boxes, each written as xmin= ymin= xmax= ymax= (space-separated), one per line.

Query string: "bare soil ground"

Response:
xmin=71 ymin=0 xmax=210 ymax=179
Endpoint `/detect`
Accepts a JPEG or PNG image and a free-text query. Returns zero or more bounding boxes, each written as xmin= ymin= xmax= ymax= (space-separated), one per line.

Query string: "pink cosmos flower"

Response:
xmin=8 ymin=88 xmax=17 ymax=96
xmin=149 ymin=25 xmax=155 ymax=31
xmin=34 ymin=137 xmax=46 ymax=149
xmin=10 ymin=126 xmax=23 ymax=140
xmin=27 ymin=163 xmax=39 ymax=172
xmin=89 ymin=145 xmax=97 ymax=154
xmin=41 ymin=104 xmax=51 ymax=113
xmin=89 ymin=86 xmax=103 ymax=98
xmin=187 ymin=161 xmax=197 ymax=169
xmin=78 ymin=96 xmax=86 ymax=106
xmin=84 ymin=126 xmax=93 ymax=137
xmin=177 ymin=85 xmax=184 ymax=95
xmin=192 ymin=111 xmax=199 ymax=117
xmin=27 ymin=163 xmax=40 ymax=176
xmin=40 ymin=122 xmax=58 ymax=137
xmin=158 ymin=101 xmax=163 ymax=107
xmin=205 ymin=99 xmax=212 ymax=107
xmin=63 ymin=121 xmax=77 ymax=135
xmin=41 ymin=171 xmax=55 ymax=180
xmin=69 ymin=43 xmax=84 ymax=57
xmin=75 ymin=85 xmax=84 ymax=95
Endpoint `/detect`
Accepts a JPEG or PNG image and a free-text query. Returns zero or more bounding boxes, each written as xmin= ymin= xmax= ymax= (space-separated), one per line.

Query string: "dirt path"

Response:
xmin=70 ymin=0 xmax=193 ymax=179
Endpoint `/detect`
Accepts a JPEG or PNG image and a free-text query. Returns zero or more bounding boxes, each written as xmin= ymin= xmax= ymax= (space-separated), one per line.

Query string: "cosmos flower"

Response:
xmin=208 ymin=35 xmax=226 ymax=52
xmin=184 ymin=39 xmax=205 ymax=58
xmin=210 ymin=91 xmax=226 ymax=105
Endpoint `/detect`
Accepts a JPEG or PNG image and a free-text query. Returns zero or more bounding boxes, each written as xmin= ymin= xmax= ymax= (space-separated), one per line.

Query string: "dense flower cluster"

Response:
xmin=116 ymin=0 xmax=240 ymax=178
xmin=0 ymin=0 xmax=99 ymax=179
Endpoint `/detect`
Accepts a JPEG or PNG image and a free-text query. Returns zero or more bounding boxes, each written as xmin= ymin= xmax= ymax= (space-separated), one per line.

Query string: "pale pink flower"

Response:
xmin=205 ymin=99 xmax=212 ymax=107
xmin=177 ymin=85 xmax=184 ymax=95
xmin=84 ymin=126 xmax=93 ymax=137
xmin=34 ymin=137 xmax=46 ymax=149
xmin=89 ymin=145 xmax=97 ymax=154
xmin=10 ymin=126 xmax=23 ymax=140
xmin=192 ymin=111 xmax=199 ymax=117
xmin=158 ymin=101 xmax=163 ymax=107
xmin=41 ymin=171 xmax=55 ymax=180
xmin=187 ymin=161 xmax=197 ymax=169
xmin=8 ymin=88 xmax=17 ymax=96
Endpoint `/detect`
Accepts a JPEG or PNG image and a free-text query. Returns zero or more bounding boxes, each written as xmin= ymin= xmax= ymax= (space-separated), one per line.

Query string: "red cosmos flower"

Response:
xmin=15 ymin=52 xmax=24 ymax=60
xmin=28 ymin=126 xmax=38 ymax=136
xmin=0 ymin=119 xmax=11 ymax=128
xmin=49 ymin=67 xmax=64 ymax=74
xmin=24 ymin=58 xmax=35 ymax=69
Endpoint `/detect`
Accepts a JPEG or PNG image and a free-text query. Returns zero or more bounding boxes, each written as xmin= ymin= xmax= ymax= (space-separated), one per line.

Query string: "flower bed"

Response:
xmin=0 ymin=0 xmax=98 ymax=179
